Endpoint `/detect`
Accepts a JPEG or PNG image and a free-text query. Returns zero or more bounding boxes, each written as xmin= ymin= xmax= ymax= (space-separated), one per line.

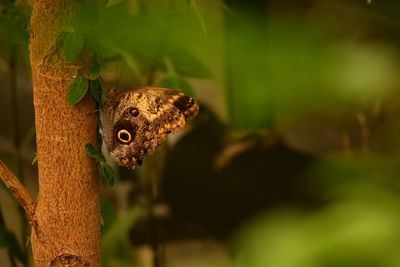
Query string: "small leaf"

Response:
xmin=65 ymin=25 xmax=74 ymax=33
xmin=71 ymin=67 xmax=79 ymax=78
xmin=89 ymin=79 xmax=103 ymax=105
xmin=86 ymin=37 xmax=103 ymax=62
xmin=101 ymin=163 xmax=116 ymax=186
xmin=0 ymin=226 xmax=26 ymax=263
xmin=85 ymin=143 xmax=105 ymax=162
xmin=67 ymin=77 xmax=89 ymax=106
xmin=25 ymin=236 xmax=30 ymax=248
xmin=31 ymin=154 xmax=37 ymax=166
xmin=63 ymin=31 xmax=85 ymax=62
xmin=89 ymin=61 xmax=101 ymax=80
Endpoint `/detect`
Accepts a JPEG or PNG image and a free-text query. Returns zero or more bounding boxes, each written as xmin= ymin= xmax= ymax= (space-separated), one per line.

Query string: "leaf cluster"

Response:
xmin=64 ymin=0 xmax=213 ymax=107
xmin=85 ymin=143 xmax=116 ymax=186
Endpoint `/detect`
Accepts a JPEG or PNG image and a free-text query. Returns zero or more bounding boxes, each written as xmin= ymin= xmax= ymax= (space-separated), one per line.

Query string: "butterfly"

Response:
xmin=101 ymin=87 xmax=199 ymax=169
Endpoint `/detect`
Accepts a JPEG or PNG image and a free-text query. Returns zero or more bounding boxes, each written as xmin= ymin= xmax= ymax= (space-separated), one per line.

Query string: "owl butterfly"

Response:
xmin=101 ymin=87 xmax=199 ymax=169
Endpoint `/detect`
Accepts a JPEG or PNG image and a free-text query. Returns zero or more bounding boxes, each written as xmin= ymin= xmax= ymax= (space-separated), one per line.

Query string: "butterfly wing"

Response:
xmin=101 ymin=87 xmax=199 ymax=169
xmin=132 ymin=87 xmax=199 ymax=119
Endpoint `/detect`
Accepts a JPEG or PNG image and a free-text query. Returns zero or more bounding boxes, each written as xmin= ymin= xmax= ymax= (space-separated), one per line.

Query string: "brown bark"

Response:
xmin=28 ymin=0 xmax=101 ymax=266
xmin=0 ymin=0 xmax=101 ymax=265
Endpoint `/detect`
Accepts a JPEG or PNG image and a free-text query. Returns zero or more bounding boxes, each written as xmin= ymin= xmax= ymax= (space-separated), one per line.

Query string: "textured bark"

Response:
xmin=29 ymin=0 xmax=101 ymax=266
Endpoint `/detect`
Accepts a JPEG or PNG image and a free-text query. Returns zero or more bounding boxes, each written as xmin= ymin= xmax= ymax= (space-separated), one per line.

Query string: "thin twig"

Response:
xmin=0 ymin=161 xmax=37 ymax=230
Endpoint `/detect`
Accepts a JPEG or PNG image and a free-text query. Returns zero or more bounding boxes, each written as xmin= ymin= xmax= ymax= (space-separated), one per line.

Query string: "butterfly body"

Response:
xmin=101 ymin=87 xmax=199 ymax=169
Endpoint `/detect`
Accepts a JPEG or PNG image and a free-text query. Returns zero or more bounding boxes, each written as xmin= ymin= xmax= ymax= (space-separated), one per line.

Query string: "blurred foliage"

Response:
xmin=0 ymin=2 xmax=28 ymax=46
xmin=232 ymin=163 xmax=400 ymax=267
xmin=233 ymin=198 xmax=400 ymax=267
xmin=226 ymin=17 xmax=398 ymax=129
xmin=79 ymin=1 xmax=213 ymax=85
xmin=0 ymin=225 xmax=26 ymax=264
xmin=101 ymin=199 xmax=140 ymax=267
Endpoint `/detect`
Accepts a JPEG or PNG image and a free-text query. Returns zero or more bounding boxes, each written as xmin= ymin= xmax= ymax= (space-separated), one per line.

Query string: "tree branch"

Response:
xmin=0 ymin=160 xmax=37 ymax=227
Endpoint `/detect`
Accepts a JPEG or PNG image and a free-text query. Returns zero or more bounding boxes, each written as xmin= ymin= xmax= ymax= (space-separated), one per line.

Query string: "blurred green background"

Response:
xmin=2 ymin=0 xmax=400 ymax=266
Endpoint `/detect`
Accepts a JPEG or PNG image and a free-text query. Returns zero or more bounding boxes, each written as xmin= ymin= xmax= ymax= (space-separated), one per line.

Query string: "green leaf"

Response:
xmin=67 ymin=77 xmax=89 ymax=106
xmin=89 ymin=61 xmax=101 ymax=80
xmin=0 ymin=226 xmax=26 ymax=264
xmin=89 ymin=79 xmax=103 ymax=106
xmin=85 ymin=143 xmax=105 ymax=162
xmin=87 ymin=37 xmax=103 ymax=63
xmin=101 ymin=164 xmax=116 ymax=186
xmin=63 ymin=31 xmax=85 ymax=62
xmin=31 ymin=154 xmax=37 ymax=166
xmin=71 ymin=67 xmax=79 ymax=79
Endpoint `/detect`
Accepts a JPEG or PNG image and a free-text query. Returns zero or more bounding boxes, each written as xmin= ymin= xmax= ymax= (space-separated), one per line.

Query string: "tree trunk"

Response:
xmin=29 ymin=0 xmax=101 ymax=266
